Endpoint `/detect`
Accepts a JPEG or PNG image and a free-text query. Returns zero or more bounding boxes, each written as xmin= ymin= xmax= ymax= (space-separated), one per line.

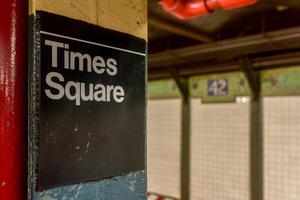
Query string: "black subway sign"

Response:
xmin=32 ymin=11 xmax=146 ymax=190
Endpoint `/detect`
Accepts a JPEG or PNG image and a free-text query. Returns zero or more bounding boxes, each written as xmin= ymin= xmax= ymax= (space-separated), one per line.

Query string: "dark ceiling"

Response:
xmin=149 ymin=0 xmax=300 ymax=52
xmin=148 ymin=0 xmax=300 ymax=79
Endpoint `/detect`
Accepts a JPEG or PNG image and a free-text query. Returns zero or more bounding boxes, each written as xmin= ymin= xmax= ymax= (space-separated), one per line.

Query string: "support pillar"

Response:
xmin=171 ymin=69 xmax=191 ymax=200
xmin=240 ymin=58 xmax=263 ymax=200
xmin=0 ymin=0 xmax=28 ymax=199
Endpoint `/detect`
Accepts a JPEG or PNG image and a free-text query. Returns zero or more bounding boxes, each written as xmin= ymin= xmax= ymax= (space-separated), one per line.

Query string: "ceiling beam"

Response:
xmin=149 ymin=26 xmax=300 ymax=69
xmin=149 ymin=13 xmax=213 ymax=43
xmin=148 ymin=51 xmax=300 ymax=79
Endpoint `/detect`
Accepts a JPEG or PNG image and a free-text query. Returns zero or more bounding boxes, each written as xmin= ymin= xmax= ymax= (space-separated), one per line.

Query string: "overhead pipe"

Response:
xmin=159 ymin=0 xmax=257 ymax=19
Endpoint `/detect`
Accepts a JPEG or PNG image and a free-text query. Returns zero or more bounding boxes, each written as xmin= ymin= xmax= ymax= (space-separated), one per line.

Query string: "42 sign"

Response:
xmin=207 ymin=78 xmax=228 ymax=96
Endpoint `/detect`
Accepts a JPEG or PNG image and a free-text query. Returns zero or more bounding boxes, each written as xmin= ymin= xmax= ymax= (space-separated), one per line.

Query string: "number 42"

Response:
xmin=208 ymin=79 xmax=227 ymax=96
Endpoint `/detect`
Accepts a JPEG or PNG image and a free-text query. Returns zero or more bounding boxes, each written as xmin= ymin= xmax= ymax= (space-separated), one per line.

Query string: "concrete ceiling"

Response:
xmin=148 ymin=0 xmax=300 ymax=79
xmin=149 ymin=0 xmax=300 ymax=42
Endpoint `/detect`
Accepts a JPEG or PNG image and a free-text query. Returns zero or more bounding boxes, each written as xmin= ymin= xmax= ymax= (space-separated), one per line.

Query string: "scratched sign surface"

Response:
xmin=32 ymin=11 xmax=146 ymax=191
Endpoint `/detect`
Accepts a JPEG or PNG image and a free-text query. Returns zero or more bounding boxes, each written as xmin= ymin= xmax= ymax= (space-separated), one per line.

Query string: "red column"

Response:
xmin=0 ymin=0 xmax=28 ymax=199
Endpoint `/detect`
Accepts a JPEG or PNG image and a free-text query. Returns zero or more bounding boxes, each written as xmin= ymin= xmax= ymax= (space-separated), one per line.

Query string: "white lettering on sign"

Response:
xmin=44 ymin=39 xmax=125 ymax=105
xmin=207 ymin=78 xmax=228 ymax=96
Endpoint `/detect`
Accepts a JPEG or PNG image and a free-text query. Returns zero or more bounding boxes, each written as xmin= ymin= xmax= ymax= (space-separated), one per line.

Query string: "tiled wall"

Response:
xmin=264 ymin=96 xmax=300 ymax=200
xmin=190 ymin=98 xmax=249 ymax=200
xmin=148 ymin=96 xmax=300 ymax=200
xmin=147 ymin=99 xmax=181 ymax=199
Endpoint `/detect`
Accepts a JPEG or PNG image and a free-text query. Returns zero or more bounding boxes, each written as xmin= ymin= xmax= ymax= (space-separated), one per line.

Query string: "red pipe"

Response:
xmin=160 ymin=0 xmax=257 ymax=19
xmin=0 ymin=0 xmax=27 ymax=199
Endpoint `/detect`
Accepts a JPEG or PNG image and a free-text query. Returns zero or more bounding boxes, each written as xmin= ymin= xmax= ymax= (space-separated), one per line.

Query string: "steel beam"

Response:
xmin=149 ymin=26 xmax=300 ymax=68
xmin=149 ymin=13 xmax=213 ymax=43
xmin=239 ymin=58 xmax=263 ymax=200
xmin=171 ymin=69 xmax=191 ymax=200
xmin=148 ymin=51 xmax=300 ymax=80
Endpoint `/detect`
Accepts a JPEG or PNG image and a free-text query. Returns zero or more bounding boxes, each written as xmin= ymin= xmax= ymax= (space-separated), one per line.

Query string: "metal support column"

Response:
xmin=0 ymin=0 xmax=28 ymax=199
xmin=171 ymin=68 xmax=191 ymax=200
xmin=240 ymin=58 xmax=263 ymax=200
